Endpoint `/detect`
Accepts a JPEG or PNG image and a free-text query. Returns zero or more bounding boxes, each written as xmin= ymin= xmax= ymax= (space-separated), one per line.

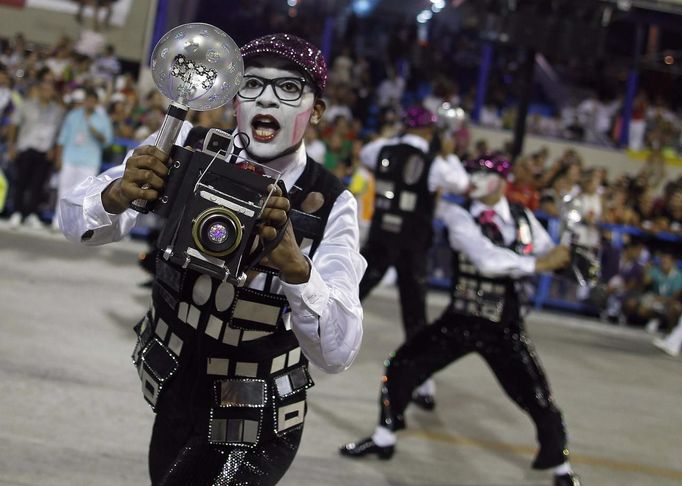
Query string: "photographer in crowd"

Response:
xmin=59 ymin=33 xmax=366 ymax=486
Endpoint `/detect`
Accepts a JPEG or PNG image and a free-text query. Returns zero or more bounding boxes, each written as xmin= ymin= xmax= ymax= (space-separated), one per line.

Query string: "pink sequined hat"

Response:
xmin=403 ymin=105 xmax=438 ymax=129
xmin=464 ymin=155 xmax=512 ymax=179
xmin=240 ymin=33 xmax=328 ymax=94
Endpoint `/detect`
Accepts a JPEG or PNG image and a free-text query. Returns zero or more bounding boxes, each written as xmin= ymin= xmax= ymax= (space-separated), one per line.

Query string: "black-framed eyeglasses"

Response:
xmin=237 ymin=75 xmax=308 ymax=102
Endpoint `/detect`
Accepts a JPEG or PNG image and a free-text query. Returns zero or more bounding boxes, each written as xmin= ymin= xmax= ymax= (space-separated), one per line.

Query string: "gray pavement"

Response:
xmin=1 ymin=222 xmax=681 ymax=486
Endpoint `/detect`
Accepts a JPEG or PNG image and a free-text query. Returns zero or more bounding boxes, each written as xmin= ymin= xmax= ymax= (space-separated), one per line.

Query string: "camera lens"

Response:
xmin=192 ymin=207 xmax=243 ymax=257
xmin=207 ymin=222 xmax=229 ymax=244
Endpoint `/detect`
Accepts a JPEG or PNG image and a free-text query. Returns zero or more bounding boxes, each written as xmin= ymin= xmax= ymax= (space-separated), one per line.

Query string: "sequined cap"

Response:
xmin=403 ymin=105 xmax=437 ymax=129
xmin=464 ymin=155 xmax=512 ymax=179
xmin=240 ymin=33 xmax=328 ymax=94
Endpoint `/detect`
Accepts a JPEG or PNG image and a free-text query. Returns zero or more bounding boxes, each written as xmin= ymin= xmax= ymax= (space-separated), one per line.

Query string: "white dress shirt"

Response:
xmin=440 ymin=196 xmax=555 ymax=279
xmin=359 ymin=133 xmax=469 ymax=195
xmin=59 ymin=122 xmax=367 ymax=374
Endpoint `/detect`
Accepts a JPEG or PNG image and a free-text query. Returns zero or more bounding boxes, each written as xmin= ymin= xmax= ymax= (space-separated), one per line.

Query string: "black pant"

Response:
xmin=12 ymin=149 xmax=51 ymax=218
xmin=149 ymin=413 xmax=302 ymax=486
xmin=360 ymin=241 xmax=429 ymax=340
xmin=379 ymin=309 xmax=568 ymax=469
xmin=148 ymin=357 xmax=302 ymax=486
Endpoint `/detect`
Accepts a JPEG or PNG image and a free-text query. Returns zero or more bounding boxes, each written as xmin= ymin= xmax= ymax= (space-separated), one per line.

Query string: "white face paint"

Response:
xmin=469 ymin=172 xmax=502 ymax=199
xmin=235 ymin=56 xmax=316 ymax=162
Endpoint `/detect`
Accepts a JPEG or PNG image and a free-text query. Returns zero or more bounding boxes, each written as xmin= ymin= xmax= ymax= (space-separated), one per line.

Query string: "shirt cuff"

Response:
xmin=280 ymin=262 xmax=330 ymax=318
xmin=522 ymin=256 xmax=537 ymax=275
xmin=83 ymin=189 xmax=114 ymax=231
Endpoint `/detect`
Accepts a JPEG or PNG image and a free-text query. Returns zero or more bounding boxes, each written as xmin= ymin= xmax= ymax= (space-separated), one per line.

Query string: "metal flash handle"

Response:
xmin=130 ymin=102 xmax=189 ymax=213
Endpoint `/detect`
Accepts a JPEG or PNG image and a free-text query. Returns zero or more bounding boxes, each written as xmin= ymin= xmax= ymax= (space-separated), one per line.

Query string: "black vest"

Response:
xmin=133 ymin=152 xmax=344 ymax=449
xmin=449 ymin=201 xmax=533 ymax=324
xmin=368 ymin=141 xmax=435 ymax=249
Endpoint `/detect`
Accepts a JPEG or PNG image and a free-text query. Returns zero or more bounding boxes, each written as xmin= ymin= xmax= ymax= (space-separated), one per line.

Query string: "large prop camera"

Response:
xmin=558 ymin=193 xmax=601 ymax=289
xmin=149 ymin=129 xmax=285 ymax=287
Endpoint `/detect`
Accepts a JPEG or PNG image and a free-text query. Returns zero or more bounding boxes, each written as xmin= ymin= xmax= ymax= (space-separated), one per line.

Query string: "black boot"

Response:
xmin=532 ymin=410 xmax=569 ymax=469
xmin=554 ymin=472 xmax=581 ymax=486
xmin=411 ymin=393 xmax=436 ymax=411
xmin=339 ymin=437 xmax=395 ymax=460
xmin=532 ymin=445 xmax=570 ymax=469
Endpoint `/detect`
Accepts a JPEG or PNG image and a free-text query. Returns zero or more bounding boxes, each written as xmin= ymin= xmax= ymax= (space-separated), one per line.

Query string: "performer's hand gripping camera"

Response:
xmin=132 ymin=23 xmax=285 ymax=286
xmin=149 ymin=129 xmax=285 ymax=287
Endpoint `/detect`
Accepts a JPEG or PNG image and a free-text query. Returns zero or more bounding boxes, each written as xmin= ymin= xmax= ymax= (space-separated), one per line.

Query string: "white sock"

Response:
xmin=371 ymin=426 xmax=396 ymax=447
xmin=553 ymin=462 xmax=573 ymax=476
xmin=414 ymin=378 xmax=435 ymax=396
xmin=664 ymin=317 xmax=682 ymax=352
xmin=646 ymin=318 xmax=660 ymax=333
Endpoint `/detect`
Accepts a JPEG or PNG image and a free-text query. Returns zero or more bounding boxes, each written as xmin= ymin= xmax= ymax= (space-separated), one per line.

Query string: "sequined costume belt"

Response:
xmin=132 ymin=304 xmax=313 ymax=449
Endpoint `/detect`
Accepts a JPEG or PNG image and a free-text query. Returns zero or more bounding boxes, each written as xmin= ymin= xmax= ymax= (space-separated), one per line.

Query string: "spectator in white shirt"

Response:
xmin=7 ymin=76 xmax=63 ymax=228
xmin=376 ymin=66 xmax=405 ymax=109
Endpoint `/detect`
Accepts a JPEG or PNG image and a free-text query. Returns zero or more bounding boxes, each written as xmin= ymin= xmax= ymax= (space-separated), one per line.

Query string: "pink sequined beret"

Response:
xmin=403 ymin=105 xmax=438 ymax=129
xmin=240 ymin=33 xmax=328 ymax=94
xmin=464 ymin=155 xmax=512 ymax=179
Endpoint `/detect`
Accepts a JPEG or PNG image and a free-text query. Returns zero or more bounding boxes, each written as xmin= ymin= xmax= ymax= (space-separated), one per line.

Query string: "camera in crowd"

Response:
xmin=149 ymin=128 xmax=284 ymax=286
xmin=559 ymin=193 xmax=602 ymax=289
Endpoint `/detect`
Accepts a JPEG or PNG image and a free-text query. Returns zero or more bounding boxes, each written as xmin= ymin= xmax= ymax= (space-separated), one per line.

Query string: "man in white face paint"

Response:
xmin=235 ymin=56 xmax=323 ymax=164
xmin=341 ymin=156 xmax=582 ymax=486
xmin=59 ymin=33 xmax=366 ymax=485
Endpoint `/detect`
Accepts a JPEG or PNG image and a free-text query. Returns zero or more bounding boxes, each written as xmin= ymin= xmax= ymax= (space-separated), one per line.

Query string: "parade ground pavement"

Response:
xmin=1 ymin=222 xmax=681 ymax=486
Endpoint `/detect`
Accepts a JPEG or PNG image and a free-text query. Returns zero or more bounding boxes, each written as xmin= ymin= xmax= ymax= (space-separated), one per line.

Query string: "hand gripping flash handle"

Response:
xmin=127 ymin=21 xmax=244 ymax=213
xmin=129 ymin=102 xmax=188 ymax=213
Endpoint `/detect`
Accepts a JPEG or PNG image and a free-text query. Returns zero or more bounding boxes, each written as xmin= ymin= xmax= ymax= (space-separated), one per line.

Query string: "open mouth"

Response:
xmin=251 ymin=115 xmax=280 ymax=142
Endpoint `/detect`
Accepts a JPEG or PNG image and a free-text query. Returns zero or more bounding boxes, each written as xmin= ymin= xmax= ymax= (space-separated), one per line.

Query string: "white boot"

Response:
xmin=24 ymin=213 xmax=43 ymax=230
xmin=653 ymin=317 xmax=682 ymax=357
xmin=645 ymin=318 xmax=660 ymax=334
xmin=8 ymin=212 xmax=22 ymax=229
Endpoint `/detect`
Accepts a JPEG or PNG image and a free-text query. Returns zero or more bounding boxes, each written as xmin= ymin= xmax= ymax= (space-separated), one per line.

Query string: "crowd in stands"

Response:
xmin=480 ymin=89 xmax=682 ymax=153
xmin=0 ymin=25 xmax=680 ymax=334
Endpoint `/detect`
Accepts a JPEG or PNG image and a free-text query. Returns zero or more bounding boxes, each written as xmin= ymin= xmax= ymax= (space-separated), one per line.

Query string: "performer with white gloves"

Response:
xmin=60 ymin=33 xmax=366 ymax=485
xmin=340 ymin=155 xmax=581 ymax=486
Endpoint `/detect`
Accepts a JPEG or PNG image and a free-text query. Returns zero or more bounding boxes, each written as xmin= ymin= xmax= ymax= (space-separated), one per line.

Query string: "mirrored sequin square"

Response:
xmin=218 ymin=379 xmax=265 ymax=407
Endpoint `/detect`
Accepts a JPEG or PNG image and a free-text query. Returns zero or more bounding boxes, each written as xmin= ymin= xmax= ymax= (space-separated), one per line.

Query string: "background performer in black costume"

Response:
xmin=358 ymin=106 xmax=469 ymax=408
xmin=340 ymin=155 xmax=582 ymax=486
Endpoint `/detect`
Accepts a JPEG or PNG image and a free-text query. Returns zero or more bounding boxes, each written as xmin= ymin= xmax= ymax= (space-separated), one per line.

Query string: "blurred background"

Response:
xmin=0 ymin=1 xmax=681 ymax=485
xmin=1 ymin=0 xmax=682 ymax=323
